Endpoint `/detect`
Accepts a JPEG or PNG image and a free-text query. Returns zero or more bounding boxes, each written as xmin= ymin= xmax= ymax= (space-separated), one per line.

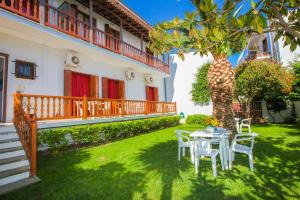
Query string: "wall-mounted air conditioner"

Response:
xmin=65 ymin=53 xmax=80 ymax=68
xmin=145 ymin=75 xmax=154 ymax=85
xmin=125 ymin=70 xmax=135 ymax=80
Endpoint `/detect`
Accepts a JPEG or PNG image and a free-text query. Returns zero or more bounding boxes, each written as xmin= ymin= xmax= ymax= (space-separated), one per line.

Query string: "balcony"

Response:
xmin=0 ymin=2 xmax=170 ymax=74
xmin=15 ymin=93 xmax=177 ymax=121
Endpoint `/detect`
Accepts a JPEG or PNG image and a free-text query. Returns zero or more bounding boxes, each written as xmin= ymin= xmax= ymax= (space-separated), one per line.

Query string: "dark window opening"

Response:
xmin=15 ymin=60 xmax=35 ymax=80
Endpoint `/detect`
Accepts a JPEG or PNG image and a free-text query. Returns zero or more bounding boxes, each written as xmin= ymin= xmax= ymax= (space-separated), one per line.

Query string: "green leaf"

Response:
xmin=173 ymin=16 xmax=180 ymax=26
xmin=201 ymin=27 xmax=209 ymax=36
xmin=274 ymin=32 xmax=283 ymax=42
xmin=290 ymin=41 xmax=297 ymax=52
xmin=212 ymin=28 xmax=223 ymax=40
xmin=251 ymin=0 xmax=256 ymax=9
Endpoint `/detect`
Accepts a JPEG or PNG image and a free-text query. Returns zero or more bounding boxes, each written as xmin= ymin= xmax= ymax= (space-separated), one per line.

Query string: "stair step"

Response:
xmin=0 ymin=171 xmax=29 ymax=187
xmin=0 ymin=165 xmax=30 ymax=179
xmin=0 ymin=141 xmax=22 ymax=150
xmin=0 ymin=155 xmax=27 ymax=165
xmin=0 ymin=150 xmax=25 ymax=160
xmin=0 ymin=146 xmax=23 ymax=154
xmin=0 ymin=133 xmax=18 ymax=141
xmin=0 ymin=176 xmax=40 ymax=195
xmin=0 ymin=160 xmax=29 ymax=172
xmin=0 ymin=138 xmax=19 ymax=144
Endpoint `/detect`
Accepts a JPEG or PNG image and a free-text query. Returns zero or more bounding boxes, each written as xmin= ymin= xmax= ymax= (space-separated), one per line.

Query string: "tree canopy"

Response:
xmin=256 ymin=0 xmax=300 ymax=51
xmin=148 ymin=0 xmax=265 ymax=59
xmin=234 ymin=60 xmax=295 ymax=115
xmin=289 ymin=56 xmax=300 ymax=100
xmin=191 ymin=62 xmax=211 ymax=105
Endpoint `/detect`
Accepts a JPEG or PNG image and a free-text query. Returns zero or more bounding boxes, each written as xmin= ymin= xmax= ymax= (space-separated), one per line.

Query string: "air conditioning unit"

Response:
xmin=145 ymin=75 xmax=154 ymax=84
xmin=65 ymin=53 xmax=80 ymax=68
xmin=125 ymin=70 xmax=135 ymax=80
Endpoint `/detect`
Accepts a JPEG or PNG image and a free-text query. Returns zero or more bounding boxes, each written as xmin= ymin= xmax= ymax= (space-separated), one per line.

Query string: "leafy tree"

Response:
xmin=254 ymin=0 xmax=300 ymax=51
xmin=149 ymin=0 xmax=265 ymax=131
xmin=235 ymin=60 xmax=295 ymax=117
xmin=289 ymin=56 xmax=300 ymax=100
xmin=191 ymin=62 xmax=211 ymax=105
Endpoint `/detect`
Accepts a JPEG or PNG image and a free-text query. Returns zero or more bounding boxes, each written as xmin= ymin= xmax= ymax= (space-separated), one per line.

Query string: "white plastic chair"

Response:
xmin=193 ymin=138 xmax=224 ymax=177
xmin=234 ymin=118 xmax=240 ymax=133
xmin=175 ymin=130 xmax=193 ymax=161
xmin=229 ymin=133 xmax=258 ymax=171
xmin=240 ymin=118 xmax=252 ymax=133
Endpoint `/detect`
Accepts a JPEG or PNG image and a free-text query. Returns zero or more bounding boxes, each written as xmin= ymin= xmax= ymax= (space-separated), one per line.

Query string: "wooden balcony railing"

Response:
xmin=45 ymin=4 xmax=90 ymax=42
xmin=93 ymin=28 xmax=121 ymax=53
xmin=0 ymin=0 xmax=40 ymax=22
xmin=2 ymin=2 xmax=170 ymax=74
xmin=13 ymin=93 xmax=37 ymax=177
xmin=16 ymin=93 xmax=177 ymax=121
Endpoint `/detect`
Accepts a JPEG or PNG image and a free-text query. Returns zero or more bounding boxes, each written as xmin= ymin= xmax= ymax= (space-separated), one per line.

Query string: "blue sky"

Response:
xmin=122 ymin=0 xmax=252 ymax=66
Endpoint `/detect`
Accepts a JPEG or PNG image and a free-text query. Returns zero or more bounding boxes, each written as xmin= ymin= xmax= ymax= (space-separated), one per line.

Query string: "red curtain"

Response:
xmin=148 ymin=87 xmax=155 ymax=101
xmin=108 ymin=79 xmax=118 ymax=99
xmin=72 ymin=73 xmax=90 ymax=97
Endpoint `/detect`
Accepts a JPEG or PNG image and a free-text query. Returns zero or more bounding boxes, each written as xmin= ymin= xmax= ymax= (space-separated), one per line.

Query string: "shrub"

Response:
xmin=185 ymin=114 xmax=218 ymax=126
xmin=38 ymin=115 xmax=180 ymax=152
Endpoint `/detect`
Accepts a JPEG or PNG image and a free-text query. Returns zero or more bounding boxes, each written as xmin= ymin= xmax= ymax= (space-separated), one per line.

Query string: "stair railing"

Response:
xmin=13 ymin=93 xmax=37 ymax=178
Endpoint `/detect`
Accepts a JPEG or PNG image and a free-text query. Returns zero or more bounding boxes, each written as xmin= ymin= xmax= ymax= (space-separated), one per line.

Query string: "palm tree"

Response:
xmin=148 ymin=0 xmax=265 ymax=131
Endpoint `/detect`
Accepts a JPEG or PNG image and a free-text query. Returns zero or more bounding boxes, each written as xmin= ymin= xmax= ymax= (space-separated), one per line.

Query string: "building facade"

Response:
xmin=0 ymin=0 xmax=175 ymax=123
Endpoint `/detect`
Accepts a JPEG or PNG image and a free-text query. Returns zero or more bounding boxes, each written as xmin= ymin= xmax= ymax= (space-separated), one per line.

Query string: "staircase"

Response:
xmin=0 ymin=126 xmax=39 ymax=195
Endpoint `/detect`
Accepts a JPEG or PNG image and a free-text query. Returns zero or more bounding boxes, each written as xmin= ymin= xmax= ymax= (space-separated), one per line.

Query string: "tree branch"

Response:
xmin=270 ymin=5 xmax=300 ymax=39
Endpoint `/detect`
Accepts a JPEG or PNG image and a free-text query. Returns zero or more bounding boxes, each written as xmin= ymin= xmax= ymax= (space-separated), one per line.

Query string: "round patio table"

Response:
xmin=190 ymin=128 xmax=231 ymax=170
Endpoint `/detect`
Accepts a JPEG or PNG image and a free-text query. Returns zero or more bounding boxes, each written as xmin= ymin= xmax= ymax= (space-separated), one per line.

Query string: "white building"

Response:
xmin=166 ymin=52 xmax=213 ymax=117
xmin=0 ymin=0 xmax=176 ymax=123
xmin=0 ymin=0 xmax=177 ymax=191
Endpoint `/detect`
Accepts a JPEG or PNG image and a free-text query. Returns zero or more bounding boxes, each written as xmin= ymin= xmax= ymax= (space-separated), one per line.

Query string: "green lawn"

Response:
xmin=3 ymin=124 xmax=300 ymax=200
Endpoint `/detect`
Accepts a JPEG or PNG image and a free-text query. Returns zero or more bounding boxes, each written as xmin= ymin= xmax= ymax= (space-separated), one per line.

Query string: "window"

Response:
xmin=102 ymin=77 xmax=125 ymax=99
xmin=15 ymin=60 xmax=36 ymax=80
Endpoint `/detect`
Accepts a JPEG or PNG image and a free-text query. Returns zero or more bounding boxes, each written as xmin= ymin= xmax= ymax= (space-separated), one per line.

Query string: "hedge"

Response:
xmin=38 ymin=115 xmax=180 ymax=152
xmin=185 ymin=114 xmax=218 ymax=126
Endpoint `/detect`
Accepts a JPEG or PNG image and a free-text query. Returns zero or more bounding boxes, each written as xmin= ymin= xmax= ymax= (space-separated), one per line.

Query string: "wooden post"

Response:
xmin=30 ymin=114 xmax=37 ymax=177
xmin=174 ymin=102 xmax=177 ymax=113
xmin=89 ymin=0 xmax=93 ymax=43
xmin=144 ymin=101 xmax=148 ymax=115
xmin=83 ymin=96 xmax=88 ymax=119
xmin=121 ymin=98 xmax=125 ymax=116
xmin=162 ymin=102 xmax=165 ymax=114
xmin=39 ymin=0 xmax=45 ymax=25
xmin=120 ymin=19 xmax=123 ymax=54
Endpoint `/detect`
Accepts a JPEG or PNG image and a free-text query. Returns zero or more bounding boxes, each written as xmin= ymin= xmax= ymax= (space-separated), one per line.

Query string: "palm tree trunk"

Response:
xmin=208 ymin=55 xmax=235 ymax=131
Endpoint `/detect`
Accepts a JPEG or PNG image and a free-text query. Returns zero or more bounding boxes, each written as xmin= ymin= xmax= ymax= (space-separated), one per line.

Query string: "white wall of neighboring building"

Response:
xmin=277 ymin=38 xmax=300 ymax=66
xmin=166 ymin=52 xmax=213 ymax=117
xmin=0 ymin=32 xmax=166 ymax=122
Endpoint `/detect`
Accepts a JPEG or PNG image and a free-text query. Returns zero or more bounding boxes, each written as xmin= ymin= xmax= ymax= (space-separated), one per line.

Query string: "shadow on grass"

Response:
xmin=3 ymin=150 xmax=146 ymax=200
xmin=137 ymin=140 xmax=191 ymax=200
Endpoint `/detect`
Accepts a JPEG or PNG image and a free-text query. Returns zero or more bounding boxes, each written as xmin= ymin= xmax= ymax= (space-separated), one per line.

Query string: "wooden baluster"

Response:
xmin=46 ymin=97 xmax=50 ymax=119
xmin=27 ymin=96 xmax=31 ymax=113
xmin=121 ymin=98 xmax=125 ymax=116
xmin=18 ymin=0 xmax=22 ymax=14
xmin=72 ymin=99 xmax=76 ymax=117
xmin=40 ymin=97 xmax=44 ymax=119
xmin=82 ymin=96 xmax=87 ymax=119
xmin=58 ymin=97 xmax=61 ymax=118
xmin=27 ymin=0 xmax=30 ymax=15
xmin=34 ymin=97 xmax=37 ymax=117
xmin=53 ymin=97 xmax=56 ymax=118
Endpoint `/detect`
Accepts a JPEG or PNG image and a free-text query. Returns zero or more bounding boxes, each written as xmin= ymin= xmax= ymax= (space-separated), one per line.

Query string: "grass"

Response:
xmin=2 ymin=124 xmax=300 ymax=200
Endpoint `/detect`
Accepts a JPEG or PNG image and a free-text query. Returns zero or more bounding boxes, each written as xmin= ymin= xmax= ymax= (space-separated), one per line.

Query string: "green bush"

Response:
xmin=38 ymin=115 xmax=180 ymax=152
xmin=185 ymin=114 xmax=218 ymax=126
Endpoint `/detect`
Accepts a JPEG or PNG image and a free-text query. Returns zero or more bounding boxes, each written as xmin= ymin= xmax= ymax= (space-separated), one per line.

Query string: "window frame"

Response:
xmin=15 ymin=60 xmax=36 ymax=80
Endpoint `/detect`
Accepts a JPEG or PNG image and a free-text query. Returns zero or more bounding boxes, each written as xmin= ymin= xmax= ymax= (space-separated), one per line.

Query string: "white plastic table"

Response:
xmin=190 ymin=129 xmax=231 ymax=170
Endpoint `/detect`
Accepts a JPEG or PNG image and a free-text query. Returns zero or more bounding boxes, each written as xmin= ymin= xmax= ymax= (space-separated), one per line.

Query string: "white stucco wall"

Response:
xmin=277 ymin=38 xmax=300 ymax=66
xmin=166 ymin=52 xmax=213 ymax=116
xmin=0 ymin=33 xmax=166 ymax=122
